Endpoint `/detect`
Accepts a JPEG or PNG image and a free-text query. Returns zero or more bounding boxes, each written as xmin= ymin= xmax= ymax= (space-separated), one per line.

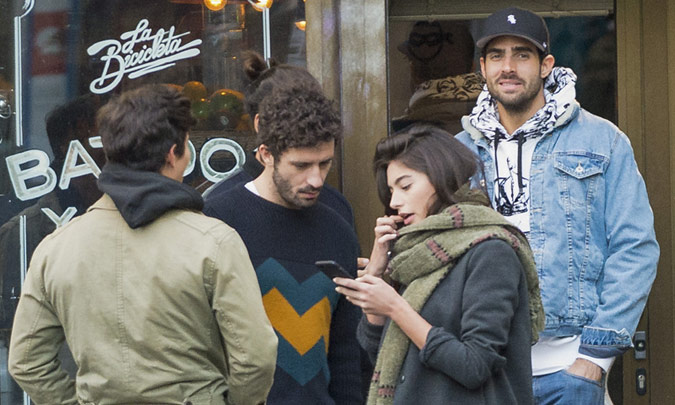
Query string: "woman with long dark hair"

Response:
xmin=334 ymin=124 xmax=544 ymax=404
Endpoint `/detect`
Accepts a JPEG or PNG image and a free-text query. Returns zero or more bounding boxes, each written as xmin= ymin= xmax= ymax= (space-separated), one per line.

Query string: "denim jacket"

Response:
xmin=457 ymin=102 xmax=659 ymax=358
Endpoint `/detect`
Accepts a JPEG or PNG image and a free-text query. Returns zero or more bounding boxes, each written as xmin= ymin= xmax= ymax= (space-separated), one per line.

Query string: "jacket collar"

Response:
xmin=87 ymin=194 xmax=117 ymax=212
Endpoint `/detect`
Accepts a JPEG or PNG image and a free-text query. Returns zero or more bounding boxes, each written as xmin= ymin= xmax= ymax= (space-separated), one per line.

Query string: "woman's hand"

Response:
xmin=334 ymin=274 xmax=402 ymax=316
xmin=365 ymin=215 xmax=403 ymax=277
xmin=334 ymin=274 xmax=432 ymax=349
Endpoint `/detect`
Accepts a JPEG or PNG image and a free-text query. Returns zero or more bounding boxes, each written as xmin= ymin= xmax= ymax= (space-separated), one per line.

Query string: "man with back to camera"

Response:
xmin=456 ymin=7 xmax=659 ymax=404
xmin=204 ymin=84 xmax=362 ymax=404
xmin=8 ymin=84 xmax=278 ymax=405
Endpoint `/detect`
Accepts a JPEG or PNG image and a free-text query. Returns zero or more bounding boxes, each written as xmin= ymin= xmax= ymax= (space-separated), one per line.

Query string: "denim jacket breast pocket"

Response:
xmin=553 ymin=152 xmax=608 ymax=208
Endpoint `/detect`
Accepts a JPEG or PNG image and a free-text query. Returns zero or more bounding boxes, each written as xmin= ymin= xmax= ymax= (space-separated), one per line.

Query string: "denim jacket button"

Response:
xmin=575 ymin=162 xmax=584 ymax=174
xmin=400 ymin=375 xmax=405 ymax=383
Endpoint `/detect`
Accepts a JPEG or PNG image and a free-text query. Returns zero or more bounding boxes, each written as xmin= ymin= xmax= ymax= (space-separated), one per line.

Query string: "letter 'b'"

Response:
xmin=6 ymin=150 xmax=57 ymax=201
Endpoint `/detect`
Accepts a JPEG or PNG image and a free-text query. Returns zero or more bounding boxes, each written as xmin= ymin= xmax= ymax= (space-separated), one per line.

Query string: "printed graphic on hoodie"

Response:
xmin=493 ymin=137 xmax=537 ymax=234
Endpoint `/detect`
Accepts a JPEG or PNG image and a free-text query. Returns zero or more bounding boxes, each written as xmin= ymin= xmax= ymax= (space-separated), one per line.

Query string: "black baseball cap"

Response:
xmin=476 ymin=7 xmax=550 ymax=54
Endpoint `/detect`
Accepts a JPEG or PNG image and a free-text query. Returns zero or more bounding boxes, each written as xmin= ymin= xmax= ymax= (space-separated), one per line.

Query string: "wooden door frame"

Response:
xmin=617 ymin=0 xmax=674 ymax=403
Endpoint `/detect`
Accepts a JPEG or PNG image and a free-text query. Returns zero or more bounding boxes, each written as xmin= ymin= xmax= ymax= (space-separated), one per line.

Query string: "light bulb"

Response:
xmin=204 ymin=0 xmax=226 ymax=11
xmin=295 ymin=20 xmax=306 ymax=31
xmin=251 ymin=0 xmax=273 ymax=11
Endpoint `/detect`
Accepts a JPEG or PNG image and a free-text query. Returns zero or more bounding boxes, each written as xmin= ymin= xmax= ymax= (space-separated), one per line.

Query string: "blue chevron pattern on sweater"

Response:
xmin=276 ymin=331 xmax=331 ymax=385
xmin=256 ymin=257 xmax=339 ymax=312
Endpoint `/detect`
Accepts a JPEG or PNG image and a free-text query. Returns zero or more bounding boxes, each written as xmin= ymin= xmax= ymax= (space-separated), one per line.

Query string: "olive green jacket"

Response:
xmin=9 ymin=195 xmax=277 ymax=404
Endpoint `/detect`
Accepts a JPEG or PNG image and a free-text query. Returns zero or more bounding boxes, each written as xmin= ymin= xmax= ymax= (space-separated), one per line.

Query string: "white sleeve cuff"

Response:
xmin=577 ymin=353 xmax=615 ymax=372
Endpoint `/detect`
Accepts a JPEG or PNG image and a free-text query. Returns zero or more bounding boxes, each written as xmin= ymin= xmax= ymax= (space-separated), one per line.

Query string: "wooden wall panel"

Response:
xmin=306 ymin=0 xmax=342 ymax=190
xmin=338 ymin=0 xmax=389 ymax=254
xmin=617 ymin=0 xmax=674 ymax=402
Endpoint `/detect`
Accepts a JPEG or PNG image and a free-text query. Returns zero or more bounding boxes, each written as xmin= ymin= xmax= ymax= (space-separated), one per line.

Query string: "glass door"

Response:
xmin=0 ymin=1 xmax=306 ymax=402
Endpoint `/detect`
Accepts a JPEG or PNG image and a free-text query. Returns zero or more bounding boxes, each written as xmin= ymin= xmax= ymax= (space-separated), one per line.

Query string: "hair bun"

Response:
xmin=242 ymin=51 xmax=278 ymax=81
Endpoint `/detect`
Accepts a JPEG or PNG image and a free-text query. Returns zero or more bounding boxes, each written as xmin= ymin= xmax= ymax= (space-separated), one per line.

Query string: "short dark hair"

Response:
xmin=242 ymin=51 xmax=322 ymax=118
xmin=373 ymin=124 xmax=484 ymax=215
xmin=97 ymin=84 xmax=196 ymax=172
xmin=256 ymin=86 xmax=341 ymax=158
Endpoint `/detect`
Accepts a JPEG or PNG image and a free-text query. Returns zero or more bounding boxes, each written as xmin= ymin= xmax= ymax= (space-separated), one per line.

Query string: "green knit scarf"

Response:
xmin=367 ymin=201 xmax=544 ymax=404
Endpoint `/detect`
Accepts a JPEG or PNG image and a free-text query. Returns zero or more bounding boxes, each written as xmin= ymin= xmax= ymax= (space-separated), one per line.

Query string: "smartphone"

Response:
xmin=315 ymin=260 xmax=354 ymax=280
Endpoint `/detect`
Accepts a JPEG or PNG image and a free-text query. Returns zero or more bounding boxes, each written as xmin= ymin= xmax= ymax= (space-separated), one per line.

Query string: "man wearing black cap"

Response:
xmin=457 ymin=7 xmax=659 ymax=404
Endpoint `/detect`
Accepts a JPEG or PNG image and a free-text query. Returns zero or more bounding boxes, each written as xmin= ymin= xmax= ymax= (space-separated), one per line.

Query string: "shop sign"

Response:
xmin=87 ymin=18 xmax=202 ymax=94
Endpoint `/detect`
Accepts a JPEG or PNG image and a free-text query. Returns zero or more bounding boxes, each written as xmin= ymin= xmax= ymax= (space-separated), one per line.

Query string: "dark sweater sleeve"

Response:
xmin=327 ymin=275 xmax=363 ymax=403
xmin=417 ymin=240 xmax=523 ymax=389
xmin=356 ymin=316 xmax=384 ymax=365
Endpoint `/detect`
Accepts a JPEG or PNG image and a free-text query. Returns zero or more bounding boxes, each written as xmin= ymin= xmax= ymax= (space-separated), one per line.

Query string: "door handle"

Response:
xmin=0 ymin=91 xmax=11 ymax=144
xmin=634 ymin=330 xmax=647 ymax=360
xmin=0 ymin=92 xmax=10 ymax=119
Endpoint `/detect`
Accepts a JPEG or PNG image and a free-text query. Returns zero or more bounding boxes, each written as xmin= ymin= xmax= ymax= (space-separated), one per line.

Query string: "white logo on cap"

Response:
xmin=507 ymin=15 xmax=517 ymax=24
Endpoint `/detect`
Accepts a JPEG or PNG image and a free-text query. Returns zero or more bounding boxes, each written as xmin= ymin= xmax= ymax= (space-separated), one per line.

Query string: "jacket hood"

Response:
xmin=463 ymin=66 xmax=579 ymax=142
xmin=97 ymin=162 xmax=203 ymax=229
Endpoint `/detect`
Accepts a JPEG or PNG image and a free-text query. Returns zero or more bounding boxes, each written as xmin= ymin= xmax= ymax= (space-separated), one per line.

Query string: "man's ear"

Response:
xmin=479 ymin=57 xmax=486 ymax=78
xmin=257 ymin=144 xmax=274 ymax=166
xmin=164 ymin=143 xmax=178 ymax=168
xmin=159 ymin=143 xmax=181 ymax=180
xmin=254 ymin=113 xmax=260 ymax=133
xmin=540 ymin=54 xmax=555 ymax=79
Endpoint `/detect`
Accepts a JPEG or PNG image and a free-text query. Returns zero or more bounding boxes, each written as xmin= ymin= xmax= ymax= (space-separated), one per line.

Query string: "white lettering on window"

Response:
xmin=184 ymin=139 xmax=196 ymax=177
xmin=59 ymin=139 xmax=102 ymax=190
xmin=199 ymin=138 xmax=245 ymax=183
xmin=41 ymin=207 xmax=78 ymax=228
xmin=6 ymin=149 xmax=57 ymax=201
xmin=87 ymin=19 xmax=202 ymax=94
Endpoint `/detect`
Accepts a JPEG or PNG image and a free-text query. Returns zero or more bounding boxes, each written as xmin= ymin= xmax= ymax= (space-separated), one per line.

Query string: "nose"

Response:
xmin=306 ymin=165 xmax=325 ymax=189
xmin=389 ymin=189 xmax=402 ymax=211
xmin=500 ymin=55 xmax=514 ymax=73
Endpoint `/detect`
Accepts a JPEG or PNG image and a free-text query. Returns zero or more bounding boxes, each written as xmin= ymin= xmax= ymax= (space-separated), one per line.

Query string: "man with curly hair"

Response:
xmin=204 ymin=85 xmax=362 ymax=404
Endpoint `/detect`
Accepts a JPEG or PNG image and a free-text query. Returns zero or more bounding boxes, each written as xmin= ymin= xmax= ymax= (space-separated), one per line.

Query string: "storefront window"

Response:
xmin=388 ymin=2 xmax=617 ymax=134
xmin=0 ymin=0 xmax=306 ymax=402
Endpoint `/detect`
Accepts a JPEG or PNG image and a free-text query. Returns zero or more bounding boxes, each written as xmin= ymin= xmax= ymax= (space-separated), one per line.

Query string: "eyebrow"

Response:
xmin=486 ymin=45 xmax=536 ymax=55
xmin=389 ymin=174 xmax=412 ymax=188
xmin=290 ymin=157 xmax=333 ymax=165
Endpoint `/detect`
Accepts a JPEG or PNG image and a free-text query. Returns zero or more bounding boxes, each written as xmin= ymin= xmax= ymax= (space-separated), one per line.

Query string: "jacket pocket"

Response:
xmin=553 ymin=152 xmax=607 ymax=207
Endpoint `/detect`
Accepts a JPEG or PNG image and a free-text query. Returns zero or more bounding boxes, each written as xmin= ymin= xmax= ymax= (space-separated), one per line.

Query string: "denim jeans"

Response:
xmin=533 ymin=370 xmax=605 ymax=405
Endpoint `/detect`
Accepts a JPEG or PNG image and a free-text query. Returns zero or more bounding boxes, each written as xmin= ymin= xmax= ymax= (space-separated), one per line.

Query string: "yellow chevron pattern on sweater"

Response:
xmin=262 ymin=288 xmax=332 ymax=355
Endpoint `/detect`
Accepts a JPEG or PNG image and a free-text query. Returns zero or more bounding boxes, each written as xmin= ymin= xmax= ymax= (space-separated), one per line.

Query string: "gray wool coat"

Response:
xmin=358 ymin=239 xmax=534 ymax=404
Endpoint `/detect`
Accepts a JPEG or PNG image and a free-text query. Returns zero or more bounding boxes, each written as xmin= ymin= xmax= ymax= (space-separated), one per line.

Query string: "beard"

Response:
xmin=272 ymin=167 xmax=321 ymax=209
xmin=488 ymin=73 xmax=543 ymax=114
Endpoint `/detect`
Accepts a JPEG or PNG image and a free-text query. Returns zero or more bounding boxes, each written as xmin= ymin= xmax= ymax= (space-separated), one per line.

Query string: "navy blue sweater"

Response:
xmin=204 ymin=184 xmax=362 ymax=404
